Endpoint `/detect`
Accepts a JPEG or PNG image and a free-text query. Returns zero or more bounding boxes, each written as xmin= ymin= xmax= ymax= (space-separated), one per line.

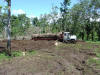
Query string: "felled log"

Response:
xmin=31 ymin=33 xmax=58 ymax=40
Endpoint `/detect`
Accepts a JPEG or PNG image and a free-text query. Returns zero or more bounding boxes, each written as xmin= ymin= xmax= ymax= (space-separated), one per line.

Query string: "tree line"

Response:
xmin=0 ymin=0 xmax=100 ymax=41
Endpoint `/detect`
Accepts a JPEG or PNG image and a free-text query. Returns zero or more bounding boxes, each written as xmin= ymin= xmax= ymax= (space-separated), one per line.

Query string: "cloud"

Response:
xmin=90 ymin=18 xmax=95 ymax=22
xmin=12 ymin=9 xmax=25 ymax=15
xmin=96 ymin=18 xmax=100 ymax=22
xmin=28 ymin=14 xmax=35 ymax=18
xmin=47 ymin=13 xmax=62 ymax=24
xmin=97 ymin=10 xmax=100 ymax=15
xmin=90 ymin=18 xmax=100 ymax=22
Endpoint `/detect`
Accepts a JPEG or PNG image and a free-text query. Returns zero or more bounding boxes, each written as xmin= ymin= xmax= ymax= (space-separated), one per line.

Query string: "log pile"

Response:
xmin=31 ymin=33 xmax=58 ymax=40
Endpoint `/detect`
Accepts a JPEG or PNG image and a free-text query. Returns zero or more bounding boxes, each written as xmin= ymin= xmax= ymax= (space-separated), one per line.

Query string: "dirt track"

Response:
xmin=0 ymin=40 xmax=100 ymax=75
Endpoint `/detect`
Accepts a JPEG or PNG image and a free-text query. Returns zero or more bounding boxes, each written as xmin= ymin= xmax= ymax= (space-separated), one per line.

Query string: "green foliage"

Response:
xmin=0 ymin=52 xmax=10 ymax=60
xmin=12 ymin=51 xmax=23 ymax=57
xmin=28 ymin=50 xmax=37 ymax=55
xmin=11 ymin=14 xmax=31 ymax=36
xmin=0 ymin=50 xmax=37 ymax=62
xmin=32 ymin=17 xmax=39 ymax=26
xmin=5 ymin=0 xmax=10 ymax=3
xmin=0 ymin=0 xmax=100 ymax=41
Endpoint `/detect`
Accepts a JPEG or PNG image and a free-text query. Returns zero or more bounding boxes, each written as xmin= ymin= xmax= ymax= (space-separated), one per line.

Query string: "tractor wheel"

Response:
xmin=71 ymin=39 xmax=76 ymax=44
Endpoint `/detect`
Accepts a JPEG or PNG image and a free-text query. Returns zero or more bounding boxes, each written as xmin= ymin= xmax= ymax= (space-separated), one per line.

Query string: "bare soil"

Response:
xmin=0 ymin=40 xmax=100 ymax=75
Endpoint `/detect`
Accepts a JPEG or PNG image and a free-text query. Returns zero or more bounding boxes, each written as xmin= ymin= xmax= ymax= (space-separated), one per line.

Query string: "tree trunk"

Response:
xmin=87 ymin=32 xmax=89 ymax=41
xmin=81 ymin=32 xmax=84 ymax=40
xmin=61 ymin=15 xmax=65 ymax=31
xmin=97 ymin=33 xmax=100 ymax=41
xmin=98 ymin=35 xmax=100 ymax=41
xmin=91 ymin=31 xmax=94 ymax=41
xmin=7 ymin=0 xmax=11 ymax=56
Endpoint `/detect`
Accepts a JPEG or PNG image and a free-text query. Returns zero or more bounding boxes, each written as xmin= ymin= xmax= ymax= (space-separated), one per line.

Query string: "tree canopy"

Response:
xmin=0 ymin=0 xmax=100 ymax=41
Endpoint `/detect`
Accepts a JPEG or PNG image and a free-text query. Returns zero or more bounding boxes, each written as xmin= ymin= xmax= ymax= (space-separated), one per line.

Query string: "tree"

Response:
xmin=11 ymin=15 xmax=21 ymax=36
xmin=91 ymin=0 xmax=100 ymax=41
xmin=11 ymin=14 xmax=31 ymax=36
xmin=60 ymin=0 xmax=70 ymax=31
xmin=0 ymin=6 xmax=2 ymax=13
xmin=49 ymin=6 xmax=59 ymax=33
xmin=39 ymin=14 xmax=49 ymax=33
xmin=0 ymin=6 xmax=3 ymax=32
xmin=32 ymin=17 xmax=39 ymax=26
xmin=70 ymin=0 xmax=93 ymax=40
xmin=5 ymin=0 xmax=11 ymax=56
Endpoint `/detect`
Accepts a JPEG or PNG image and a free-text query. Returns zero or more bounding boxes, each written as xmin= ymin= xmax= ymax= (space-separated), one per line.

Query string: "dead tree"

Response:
xmin=6 ymin=0 xmax=11 ymax=56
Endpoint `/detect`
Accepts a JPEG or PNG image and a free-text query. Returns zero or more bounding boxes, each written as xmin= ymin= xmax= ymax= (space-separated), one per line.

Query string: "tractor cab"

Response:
xmin=63 ymin=32 xmax=71 ymax=41
xmin=63 ymin=32 xmax=77 ymax=43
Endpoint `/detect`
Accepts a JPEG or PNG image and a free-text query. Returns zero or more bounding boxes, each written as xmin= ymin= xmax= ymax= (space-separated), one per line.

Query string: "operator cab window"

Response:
xmin=64 ymin=33 xmax=66 ymax=36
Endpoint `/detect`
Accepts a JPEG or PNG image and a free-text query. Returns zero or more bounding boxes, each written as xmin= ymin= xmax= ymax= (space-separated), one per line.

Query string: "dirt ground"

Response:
xmin=0 ymin=40 xmax=100 ymax=75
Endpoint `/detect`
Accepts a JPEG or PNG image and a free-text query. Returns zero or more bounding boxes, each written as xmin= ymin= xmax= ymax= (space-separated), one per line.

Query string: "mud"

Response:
xmin=0 ymin=40 xmax=99 ymax=75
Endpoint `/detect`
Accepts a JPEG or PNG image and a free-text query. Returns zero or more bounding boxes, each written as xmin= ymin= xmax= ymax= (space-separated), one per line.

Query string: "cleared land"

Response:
xmin=0 ymin=40 xmax=100 ymax=75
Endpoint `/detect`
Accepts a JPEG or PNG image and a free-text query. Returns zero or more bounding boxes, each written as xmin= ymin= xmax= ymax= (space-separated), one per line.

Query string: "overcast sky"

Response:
xmin=0 ymin=0 xmax=78 ymax=18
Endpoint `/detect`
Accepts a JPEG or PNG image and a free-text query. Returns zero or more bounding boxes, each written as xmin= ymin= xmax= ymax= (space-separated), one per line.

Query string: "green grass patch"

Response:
xmin=88 ymin=58 xmax=100 ymax=64
xmin=87 ymin=58 xmax=100 ymax=69
xmin=86 ymin=41 xmax=100 ymax=44
xmin=0 ymin=50 xmax=37 ymax=62
xmin=0 ymin=52 xmax=11 ymax=61
xmin=28 ymin=50 xmax=37 ymax=55
xmin=12 ymin=51 xmax=23 ymax=57
xmin=55 ymin=43 xmax=83 ymax=51
xmin=87 ymin=48 xmax=100 ymax=69
xmin=96 ymin=53 xmax=100 ymax=58
xmin=95 ymin=48 xmax=100 ymax=58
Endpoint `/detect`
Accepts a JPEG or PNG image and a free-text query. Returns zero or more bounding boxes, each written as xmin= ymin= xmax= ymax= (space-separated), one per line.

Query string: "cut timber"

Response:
xmin=31 ymin=33 xmax=58 ymax=40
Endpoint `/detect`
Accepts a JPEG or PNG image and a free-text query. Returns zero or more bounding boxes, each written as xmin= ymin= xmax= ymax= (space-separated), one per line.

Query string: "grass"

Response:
xmin=87 ymin=58 xmax=100 ymax=69
xmin=56 ymin=43 xmax=83 ymax=51
xmin=96 ymin=53 xmax=100 ymax=58
xmin=0 ymin=50 xmax=37 ymax=61
xmin=87 ymin=48 xmax=100 ymax=69
xmin=57 ymin=41 xmax=100 ymax=69
xmin=95 ymin=48 xmax=100 ymax=58
xmin=88 ymin=58 xmax=100 ymax=65
xmin=28 ymin=50 xmax=37 ymax=55
xmin=86 ymin=41 xmax=100 ymax=44
xmin=0 ymin=52 xmax=11 ymax=61
xmin=12 ymin=51 xmax=23 ymax=57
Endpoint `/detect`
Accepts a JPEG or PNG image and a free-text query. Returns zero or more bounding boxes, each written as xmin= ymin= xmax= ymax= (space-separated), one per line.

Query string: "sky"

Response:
xmin=0 ymin=0 xmax=78 ymax=18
